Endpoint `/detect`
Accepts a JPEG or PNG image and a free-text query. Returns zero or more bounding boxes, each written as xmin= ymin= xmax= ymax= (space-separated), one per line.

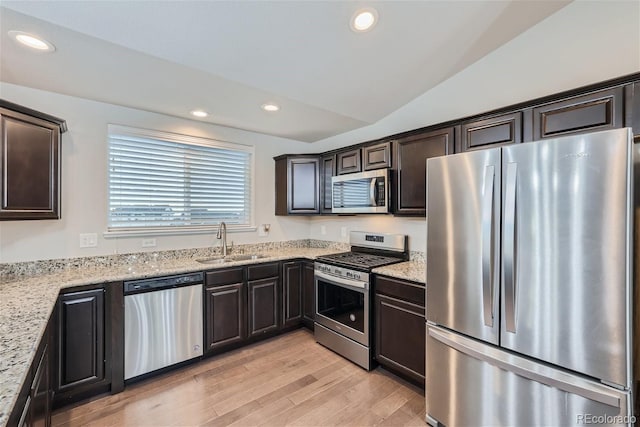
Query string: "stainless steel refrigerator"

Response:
xmin=425 ymin=128 xmax=636 ymax=426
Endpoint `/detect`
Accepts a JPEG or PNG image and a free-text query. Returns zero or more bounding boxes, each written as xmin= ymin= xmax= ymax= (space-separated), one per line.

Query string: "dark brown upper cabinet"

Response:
xmin=458 ymin=112 xmax=522 ymax=152
xmin=320 ymin=154 xmax=335 ymax=214
xmin=531 ymin=87 xmax=623 ymax=141
xmin=275 ymin=155 xmax=320 ymax=215
xmin=0 ymin=100 xmax=66 ymax=220
xmin=394 ymin=127 xmax=454 ymax=216
xmin=363 ymin=141 xmax=392 ymax=170
xmin=336 ymin=148 xmax=361 ymax=175
xmin=625 ymin=80 xmax=640 ymax=138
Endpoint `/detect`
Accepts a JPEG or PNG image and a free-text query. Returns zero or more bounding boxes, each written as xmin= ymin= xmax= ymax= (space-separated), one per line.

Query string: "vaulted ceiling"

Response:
xmin=1 ymin=1 xmax=571 ymax=142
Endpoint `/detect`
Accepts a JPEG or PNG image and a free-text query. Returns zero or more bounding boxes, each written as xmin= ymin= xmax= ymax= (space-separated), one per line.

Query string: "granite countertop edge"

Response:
xmin=0 ymin=248 xmax=425 ymax=426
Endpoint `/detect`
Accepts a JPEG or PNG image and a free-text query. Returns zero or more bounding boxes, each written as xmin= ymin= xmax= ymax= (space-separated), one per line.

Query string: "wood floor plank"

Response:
xmin=52 ymin=329 xmax=426 ymax=427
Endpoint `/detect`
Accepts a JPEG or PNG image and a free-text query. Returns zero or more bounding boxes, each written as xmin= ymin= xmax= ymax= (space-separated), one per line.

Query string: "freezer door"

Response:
xmin=426 ymin=325 xmax=632 ymax=427
xmin=501 ymin=128 xmax=633 ymax=388
xmin=426 ymin=148 xmax=501 ymax=345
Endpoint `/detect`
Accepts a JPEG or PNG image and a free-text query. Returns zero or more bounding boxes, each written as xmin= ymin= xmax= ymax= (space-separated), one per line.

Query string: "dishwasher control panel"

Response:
xmin=124 ymin=272 xmax=204 ymax=294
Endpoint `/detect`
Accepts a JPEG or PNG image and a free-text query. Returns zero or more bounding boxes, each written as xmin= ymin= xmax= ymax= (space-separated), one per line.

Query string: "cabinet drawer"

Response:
xmin=247 ymin=262 xmax=279 ymax=280
xmin=375 ymin=275 xmax=425 ymax=307
xmin=206 ymin=268 xmax=243 ymax=286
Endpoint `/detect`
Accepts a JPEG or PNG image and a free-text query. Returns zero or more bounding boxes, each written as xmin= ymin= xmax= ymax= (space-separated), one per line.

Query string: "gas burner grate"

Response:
xmin=316 ymin=251 xmax=404 ymax=270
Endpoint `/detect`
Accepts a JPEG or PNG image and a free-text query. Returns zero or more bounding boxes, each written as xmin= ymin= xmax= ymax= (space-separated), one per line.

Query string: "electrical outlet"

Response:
xmin=341 ymin=226 xmax=348 ymax=238
xmin=320 ymin=225 xmax=327 ymax=235
xmin=79 ymin=233 xmax=98 ymax=248
xmin=142 ymin=238 xmax=157 ymax=247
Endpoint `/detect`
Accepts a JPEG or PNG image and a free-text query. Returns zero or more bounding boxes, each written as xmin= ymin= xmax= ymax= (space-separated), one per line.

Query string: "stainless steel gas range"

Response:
xmin=314 ymin=231 xmax=408 ymax=370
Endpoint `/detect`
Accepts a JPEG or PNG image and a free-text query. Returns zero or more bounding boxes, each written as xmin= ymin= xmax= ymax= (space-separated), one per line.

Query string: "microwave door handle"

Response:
xmin=369 ymin=178 xmax=377 ymax=206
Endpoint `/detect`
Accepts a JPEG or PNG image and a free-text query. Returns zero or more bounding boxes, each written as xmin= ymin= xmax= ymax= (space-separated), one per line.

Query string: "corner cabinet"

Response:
xmin=394 ymin=127 xmax=454 ymax=216
xmin=282 ymin=261 xmax=303 ymax=328
xmin=0 ymin=100 xmax=66 ymax=220
xmin=275 ymin=155 xmax=320 ymax=215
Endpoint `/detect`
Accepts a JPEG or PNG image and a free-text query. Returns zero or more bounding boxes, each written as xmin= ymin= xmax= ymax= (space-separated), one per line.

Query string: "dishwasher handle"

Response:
xmin=124 ymin=272 xmax=204 ymax=294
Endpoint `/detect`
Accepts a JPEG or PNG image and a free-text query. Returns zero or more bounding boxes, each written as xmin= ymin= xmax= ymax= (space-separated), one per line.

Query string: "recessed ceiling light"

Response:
xmin=262 ymin=103 xmax=280 ymax=112
xmin=8 ymin=31 xmax=56 ymax=52
xmin=351 ymin=8 xmax=378 ymax=32
xmin=190 ymin=110 xmax=209 ymax=118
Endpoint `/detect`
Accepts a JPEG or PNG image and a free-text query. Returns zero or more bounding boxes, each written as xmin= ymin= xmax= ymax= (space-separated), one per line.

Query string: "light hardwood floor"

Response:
xmin=52 ymin=329 xmax=425 ymax=427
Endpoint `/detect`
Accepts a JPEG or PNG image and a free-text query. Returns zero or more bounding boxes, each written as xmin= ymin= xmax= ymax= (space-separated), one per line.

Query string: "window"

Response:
xmin=107 ymin=125 xmax=254 ymax=233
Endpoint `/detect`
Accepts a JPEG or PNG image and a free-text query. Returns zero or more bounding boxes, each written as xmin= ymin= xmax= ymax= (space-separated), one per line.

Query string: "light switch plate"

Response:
xmin=79 ymin=233 xmax=98 ymax=248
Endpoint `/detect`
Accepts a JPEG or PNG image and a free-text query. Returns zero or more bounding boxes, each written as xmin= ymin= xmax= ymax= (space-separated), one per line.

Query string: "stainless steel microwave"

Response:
xmin=331 ymin=169 xmax=389 ymax=214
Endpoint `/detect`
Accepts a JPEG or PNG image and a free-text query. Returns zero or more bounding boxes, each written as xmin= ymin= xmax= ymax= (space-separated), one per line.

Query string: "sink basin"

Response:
xmin=196 ymin=254 xmax=266 ymax=264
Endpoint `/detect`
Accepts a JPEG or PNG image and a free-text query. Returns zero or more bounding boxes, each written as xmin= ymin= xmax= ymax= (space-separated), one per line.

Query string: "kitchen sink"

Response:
xmin=196 ymin=254 xmax=267 ymax=264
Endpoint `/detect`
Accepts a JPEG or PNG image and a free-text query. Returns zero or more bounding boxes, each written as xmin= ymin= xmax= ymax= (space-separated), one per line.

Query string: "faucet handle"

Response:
xmin=229 ymin=241 xmax=234 ymax=253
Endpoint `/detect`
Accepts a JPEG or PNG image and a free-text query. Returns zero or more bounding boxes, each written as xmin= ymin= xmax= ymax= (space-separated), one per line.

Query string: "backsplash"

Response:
xmin=0 ymin=239 xmax=424 ymax=278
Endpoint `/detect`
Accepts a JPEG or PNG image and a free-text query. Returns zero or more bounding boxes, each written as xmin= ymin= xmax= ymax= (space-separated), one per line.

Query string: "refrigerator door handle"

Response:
xmin=428 ymin=327 xmax=622 ymax=409
xmin=504 ymin=162 xmax=518 ymax=333
xmin=481 ymin=165 xmax=495 ymax=327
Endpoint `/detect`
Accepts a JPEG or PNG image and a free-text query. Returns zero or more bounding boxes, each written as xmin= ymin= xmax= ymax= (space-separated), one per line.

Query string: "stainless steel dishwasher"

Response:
xmin=124 ymin=272 xmax=203 ymax=380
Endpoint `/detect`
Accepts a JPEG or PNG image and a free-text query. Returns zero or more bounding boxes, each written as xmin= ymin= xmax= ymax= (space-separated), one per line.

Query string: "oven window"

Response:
xmin=316 ymin=279 xmax=365 ymax=334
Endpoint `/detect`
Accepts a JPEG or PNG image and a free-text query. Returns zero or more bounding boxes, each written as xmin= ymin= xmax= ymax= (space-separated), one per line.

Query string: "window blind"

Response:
xmin=107 ymin=125 xmax=253 ymax=231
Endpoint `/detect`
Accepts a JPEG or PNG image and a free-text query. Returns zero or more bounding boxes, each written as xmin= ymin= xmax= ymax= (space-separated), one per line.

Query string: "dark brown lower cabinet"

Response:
xmin=56 ymin=289 xmax=105 ymax=391
xmin=282 ymin=261 xmax=302 ymax=328
xmin=302 ymin=261 xmax=315 ymax=329
xmin=205 ymin=282 xmax=246 ymax=352
xmin=8 ymin=321 xmax=52 ymax=427
xmin=248 ymin=277 xmax=279 ymax=337
xmin=374 ymin=275 xmax=425 ymax=386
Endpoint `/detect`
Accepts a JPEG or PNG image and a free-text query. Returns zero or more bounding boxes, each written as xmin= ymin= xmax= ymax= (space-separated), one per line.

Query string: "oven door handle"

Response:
xmin=315 ymin=271 xmax=368 ymax=290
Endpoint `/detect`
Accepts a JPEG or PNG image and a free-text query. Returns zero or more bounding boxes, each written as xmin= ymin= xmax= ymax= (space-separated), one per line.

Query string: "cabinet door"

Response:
xmin=248 ymin=277 xmax=279 ymax=337
xmin=336 ymin=148 xmax=361 ymax=174
xmin=395 ymin=127 xmax=453 ymax=216
xmin=282 ymin=262 xmax=302 ymax=328
xmin=320 ymin=155 xmax=335 ymax=214
xmin=375 ymin=293 xmax=425 ymax=385
xmin=459 ymin=112 xmax=522 ymax=152
xmin=289 ymin=157 xmax=320 ymax=214
xmin=56 ymin=289 xmax=105 ymax=391
xmin=532 ymin=87 xmax=623 ymax=141
xmin=302 ymin=261 xmax=315 ymax=329
xmin=363 ymin=142 xmax=391 ymax=170
xmin=205 ymin=283 xmax=246 ymax=352
xmin=0 ymin=108 xmax=61 ymax=220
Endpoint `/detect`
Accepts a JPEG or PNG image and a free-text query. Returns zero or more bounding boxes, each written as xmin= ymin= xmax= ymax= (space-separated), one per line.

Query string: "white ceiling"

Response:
xmin=0 ymin=1 xmax=570 ymax=142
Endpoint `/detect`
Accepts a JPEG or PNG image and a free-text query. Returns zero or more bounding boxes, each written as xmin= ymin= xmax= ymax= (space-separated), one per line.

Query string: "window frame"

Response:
xmin=103 ymin=124 xmax=256 ymax=238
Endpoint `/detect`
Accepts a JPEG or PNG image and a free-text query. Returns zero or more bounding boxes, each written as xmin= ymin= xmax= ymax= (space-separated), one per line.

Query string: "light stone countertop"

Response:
xmin=0 ymin=244 xmax=425 ymax=426
xmin=0 ymin=247 xmax=340 ymax=427
xmin=372 ymin=260 xmax=426 ymax=284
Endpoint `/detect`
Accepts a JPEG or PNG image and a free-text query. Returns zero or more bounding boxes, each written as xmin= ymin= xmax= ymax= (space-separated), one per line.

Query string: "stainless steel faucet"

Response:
xmin=216 ymin=222 xmax=228 ymax=256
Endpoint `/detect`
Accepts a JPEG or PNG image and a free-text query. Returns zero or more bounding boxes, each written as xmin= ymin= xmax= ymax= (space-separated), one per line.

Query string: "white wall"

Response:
xmin=0 ymin=83 xmax=314 ymax=263
xmin=314 ymin=0 xmax=640 ymax=153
